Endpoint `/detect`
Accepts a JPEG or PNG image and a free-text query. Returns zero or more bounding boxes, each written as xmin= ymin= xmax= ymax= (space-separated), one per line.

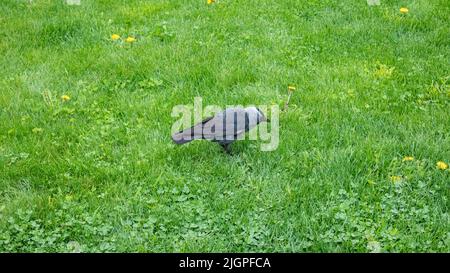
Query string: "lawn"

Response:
xmin=0 ymin=0 xmax=449 ymax=252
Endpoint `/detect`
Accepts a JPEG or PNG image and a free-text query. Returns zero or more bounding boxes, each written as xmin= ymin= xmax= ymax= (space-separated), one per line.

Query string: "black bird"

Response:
xmin=171 ymin=106 xmax=268 ymax=153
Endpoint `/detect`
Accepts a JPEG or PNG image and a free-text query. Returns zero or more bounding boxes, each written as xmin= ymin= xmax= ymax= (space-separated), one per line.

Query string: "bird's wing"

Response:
xmin=201 ymin=108 xmax=249 ymax=140
xmin=171 ymin=116 xmax=214 ymax=144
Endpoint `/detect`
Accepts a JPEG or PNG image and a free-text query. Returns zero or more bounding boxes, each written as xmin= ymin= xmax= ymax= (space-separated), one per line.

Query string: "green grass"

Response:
xmin=0 ymin=0 xmax=449 ymax=252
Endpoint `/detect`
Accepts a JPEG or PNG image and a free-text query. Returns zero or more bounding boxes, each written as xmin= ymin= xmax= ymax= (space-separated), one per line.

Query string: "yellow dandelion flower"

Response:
xmin=400 ymin=7 xmax=409 ymax=14
xmin=288 ymin=85 xmax=296 ymax=92
xmin=32 ymin=127 xmax=43 ymax=134
xmin=436 ymin=161 xmax=448 ymax=170
xmin=207 ymin=0 xmax=215 ymax=4
xmin=402 ymin=156 xmax=414 ymax=162
xmin=61 ymin=95 xmax=71 ymax=102
xmin=125 ymin=36 xmax=136 ymax=43
xmin=390 ymin=175 xmax=402 ymax=182
xmin=111 ymin=34 xmax=121 ymax=41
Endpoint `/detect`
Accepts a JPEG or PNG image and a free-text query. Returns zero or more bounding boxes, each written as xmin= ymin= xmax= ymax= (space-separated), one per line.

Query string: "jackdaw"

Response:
xmin=171 ymin=106 xmax=268 ymax=153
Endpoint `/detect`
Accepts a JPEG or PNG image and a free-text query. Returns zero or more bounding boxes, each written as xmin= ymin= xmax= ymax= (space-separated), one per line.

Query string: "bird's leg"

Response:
xmin=221 ymin=143 xmax=232 ymax=154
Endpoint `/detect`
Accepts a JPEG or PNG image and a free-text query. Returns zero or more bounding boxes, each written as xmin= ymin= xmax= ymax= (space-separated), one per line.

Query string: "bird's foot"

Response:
xmin=221 ymin=144 xmax=233 ymax=155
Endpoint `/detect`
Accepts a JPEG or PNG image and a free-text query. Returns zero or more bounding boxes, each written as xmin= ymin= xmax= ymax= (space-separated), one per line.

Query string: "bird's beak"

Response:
xmin=265 ymin=117 xmax=270 ymax=122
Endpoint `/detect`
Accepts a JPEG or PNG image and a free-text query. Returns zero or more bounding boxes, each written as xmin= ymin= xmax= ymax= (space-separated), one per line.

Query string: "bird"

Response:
xmin=171 ymin=106 xmax=269 ymax=153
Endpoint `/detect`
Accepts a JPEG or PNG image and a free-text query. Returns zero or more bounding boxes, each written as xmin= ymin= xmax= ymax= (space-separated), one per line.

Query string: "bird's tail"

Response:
xmin=171 ymin=127 xmax=199 ymax=145
xmin=171 ymin=133 xmax=193 ymax=144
